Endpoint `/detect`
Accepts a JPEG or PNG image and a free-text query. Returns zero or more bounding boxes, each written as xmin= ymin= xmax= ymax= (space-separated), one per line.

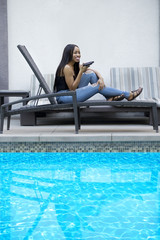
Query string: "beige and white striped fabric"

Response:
xmin=28 ymin=74 xmax=54 ymax=106
xmin=30 ymin=74 xmax=54 ymax=96
xmin=110 ymin=67 xmax=160 ymax=105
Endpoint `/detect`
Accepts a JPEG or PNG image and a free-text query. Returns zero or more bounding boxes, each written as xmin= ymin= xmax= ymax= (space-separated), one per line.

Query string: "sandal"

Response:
xmin=107 ymin=94 xmax=125 ymax=101
xmin=127 ymin=87 xmax=143 ymax=101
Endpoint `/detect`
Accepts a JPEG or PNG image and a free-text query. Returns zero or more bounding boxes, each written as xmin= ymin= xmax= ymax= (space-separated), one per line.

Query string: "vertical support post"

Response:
xmin=152 ymin=103 xmax=159 ymax=133
xmin=72 ymin=92 xmax=79 ymax=134
xmin=0 ymin=0 xmax=8 ymax=91
xmin=0 ymin=107 xmax=4 ymax=133
xmin=159 ymin=0 xmax=160 ymax=66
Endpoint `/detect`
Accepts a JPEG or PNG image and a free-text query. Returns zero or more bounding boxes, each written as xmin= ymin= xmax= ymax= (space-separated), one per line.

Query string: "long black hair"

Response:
xmin=55 ymin=44 xmax=80 ymax=78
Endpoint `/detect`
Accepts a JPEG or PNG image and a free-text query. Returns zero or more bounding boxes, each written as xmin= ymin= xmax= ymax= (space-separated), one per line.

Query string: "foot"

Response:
xmin=127 ymin=87 xmax=143 ymax=101
xmin=107 ymin=94 xmax=125 ymax=101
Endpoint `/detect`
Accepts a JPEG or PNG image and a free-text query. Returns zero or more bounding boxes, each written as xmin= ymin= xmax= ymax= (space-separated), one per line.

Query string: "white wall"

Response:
xmin=8 ymin=0 xmax=159 ymax=90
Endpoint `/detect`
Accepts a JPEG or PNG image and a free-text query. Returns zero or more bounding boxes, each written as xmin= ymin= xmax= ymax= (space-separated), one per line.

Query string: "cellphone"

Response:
xmin=83 ymin=61 xmax=94 ymax=67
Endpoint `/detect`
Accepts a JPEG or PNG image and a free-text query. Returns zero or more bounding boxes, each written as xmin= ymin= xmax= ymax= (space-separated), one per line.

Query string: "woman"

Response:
xmin=54 ymin=44 xmax=143 ymax=103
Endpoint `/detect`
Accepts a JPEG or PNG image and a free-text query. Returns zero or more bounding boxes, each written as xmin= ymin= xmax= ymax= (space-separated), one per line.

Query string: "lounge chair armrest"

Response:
xmin=1 ymin=91 xmax=77 ymax=108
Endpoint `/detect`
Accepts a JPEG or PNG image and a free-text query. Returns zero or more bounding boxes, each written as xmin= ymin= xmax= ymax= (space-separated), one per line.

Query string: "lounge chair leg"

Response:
xmin=152 ymin=105 xmax=159 ymax=133
xmin=72 ymin=93 xmax=79 ymax=134
xmin=0 ymin=109 xmax=4 ymax=134
xmin=78 ymin=107 xmax=81 ymax=130
xmin=7 ymin=116 xmax=11 ymax=130
xmin=74 ymin=111 xmax=79 ymax=134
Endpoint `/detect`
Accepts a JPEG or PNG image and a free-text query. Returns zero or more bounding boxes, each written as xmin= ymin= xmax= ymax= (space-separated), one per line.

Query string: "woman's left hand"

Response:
xmin=98 ymin=78 xmax=105 ymax=90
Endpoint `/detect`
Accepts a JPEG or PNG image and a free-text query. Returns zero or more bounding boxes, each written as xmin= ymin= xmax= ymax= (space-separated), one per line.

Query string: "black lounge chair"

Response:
xmin=16 ymin=46 xmax=159 ymax=133
xmin=0 ymin=45 xmax=158 ymax=134
xmin=77 ymin=100 xmax=159 ymax=132
xmin=0 ymin=45 xmax=79 ymax=134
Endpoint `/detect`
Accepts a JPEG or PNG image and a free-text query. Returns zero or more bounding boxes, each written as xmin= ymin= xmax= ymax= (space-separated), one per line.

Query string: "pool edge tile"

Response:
xmin=112 ymin=134 xmax=160 ymax=142
xmin=39 ymin=135 xmax=112 ymax=142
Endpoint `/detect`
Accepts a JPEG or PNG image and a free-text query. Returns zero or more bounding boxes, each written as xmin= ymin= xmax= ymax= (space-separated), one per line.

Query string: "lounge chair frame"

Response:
xmin=77 ymin=100 xmax=159 ymax=132
xmin=0 ymin=45 xmax=159 ymax=134
xmin=0 ymin=45 xmax=79 ymax=134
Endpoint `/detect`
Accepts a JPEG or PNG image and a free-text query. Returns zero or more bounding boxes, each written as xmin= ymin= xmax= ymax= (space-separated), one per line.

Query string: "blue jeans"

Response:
xmin=56 ymin=72 xmax=130 ymax=103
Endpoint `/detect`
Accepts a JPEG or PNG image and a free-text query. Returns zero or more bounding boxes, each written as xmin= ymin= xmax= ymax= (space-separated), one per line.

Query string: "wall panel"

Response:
xmin=0 ymin=0 xmax=8 ymax=90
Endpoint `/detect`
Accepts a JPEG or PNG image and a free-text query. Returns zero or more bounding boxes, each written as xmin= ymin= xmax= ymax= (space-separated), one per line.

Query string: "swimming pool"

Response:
xmin=0 ymin=152 xmax=160 ymax=240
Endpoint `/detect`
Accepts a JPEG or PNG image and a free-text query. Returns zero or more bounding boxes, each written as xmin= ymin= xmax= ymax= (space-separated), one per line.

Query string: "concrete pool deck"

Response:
xmin=0 ymin=117 xmax=160 ymax=143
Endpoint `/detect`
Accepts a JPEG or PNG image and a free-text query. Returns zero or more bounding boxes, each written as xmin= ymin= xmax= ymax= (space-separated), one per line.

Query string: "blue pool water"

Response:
xmin=0 ymin=152 xmax=160 ymax=240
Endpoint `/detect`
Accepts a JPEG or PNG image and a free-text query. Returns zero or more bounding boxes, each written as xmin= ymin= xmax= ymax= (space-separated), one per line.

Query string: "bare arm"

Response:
xmin=64 ymin=64 xmax=88 ymax=91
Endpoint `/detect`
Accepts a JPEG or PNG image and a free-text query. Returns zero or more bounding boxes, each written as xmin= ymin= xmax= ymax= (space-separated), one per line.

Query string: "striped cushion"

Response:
xmin=30 ymin=74 xmax=54 ymax=96
xmin=110 ymin=67 xmax=160 ymax=103
xmin=28 ymin=74 xmax=55 ymax=106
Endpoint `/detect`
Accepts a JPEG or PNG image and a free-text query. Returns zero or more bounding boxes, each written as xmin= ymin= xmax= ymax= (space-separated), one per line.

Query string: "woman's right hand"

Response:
xmin=79 ymin=64 xmax=88 ymax=73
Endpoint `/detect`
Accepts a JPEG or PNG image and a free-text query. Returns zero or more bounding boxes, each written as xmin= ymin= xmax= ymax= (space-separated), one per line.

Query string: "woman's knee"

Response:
xmin=85 ymin=71 xmax=98 ymax=83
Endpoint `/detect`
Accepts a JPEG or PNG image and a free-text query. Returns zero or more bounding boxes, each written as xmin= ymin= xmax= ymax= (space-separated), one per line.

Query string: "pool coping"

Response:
xmin=0 ymin=133 xmax=160 ymax=142
xmin=1 ymin=118 xmax=160 ymax=152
